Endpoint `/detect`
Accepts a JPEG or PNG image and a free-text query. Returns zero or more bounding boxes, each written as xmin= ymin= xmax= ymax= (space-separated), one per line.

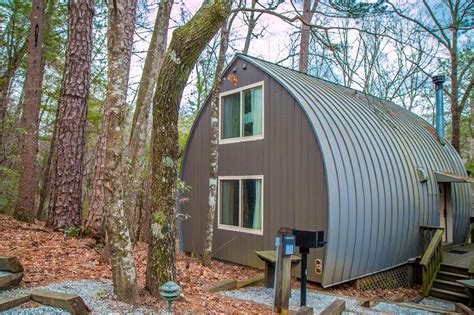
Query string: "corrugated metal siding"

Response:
xmin=180 ymin=58 xmax=328 ymax=282
xmin=239 ymin=55 xmax=471 ymax=287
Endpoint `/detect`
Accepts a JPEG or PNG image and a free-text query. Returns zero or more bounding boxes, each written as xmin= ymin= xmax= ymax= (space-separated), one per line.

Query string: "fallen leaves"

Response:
xmin=0 ymin=214 xmax=269 ymax=313
xmin=0 ymin=214 xmax=421 ymax=313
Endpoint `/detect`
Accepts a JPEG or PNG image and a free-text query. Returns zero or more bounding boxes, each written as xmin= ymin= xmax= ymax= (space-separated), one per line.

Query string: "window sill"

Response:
xmin=219 ymin=135 xmax=264 ymax=145
xmin=217 ymin=224 xmax=263 ymax=235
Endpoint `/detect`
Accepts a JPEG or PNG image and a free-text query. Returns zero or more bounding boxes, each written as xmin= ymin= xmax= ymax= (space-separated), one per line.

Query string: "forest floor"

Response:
xmin=0 ymin=214 xmax=422 ymax=313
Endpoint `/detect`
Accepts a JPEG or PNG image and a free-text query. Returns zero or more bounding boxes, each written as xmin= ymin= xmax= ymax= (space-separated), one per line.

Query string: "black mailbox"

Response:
xmin=292 ymin=229 xmax=325 ymax=248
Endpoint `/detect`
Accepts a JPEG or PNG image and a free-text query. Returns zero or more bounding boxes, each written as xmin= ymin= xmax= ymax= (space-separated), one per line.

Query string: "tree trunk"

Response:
xmin=126 ymin=0 xmax=173 ymax=242
xmin=451 ymin=95 xmax=461 ymax=152
xmin=35 ymin=0 xmax=60 ymax=221
xmin=298 ymin=0 xmax=317 ymax=73
xmin=145 ymin=0 xmax=231 ymax=296
xmin=84 ymin=126 xmax=106 ymax=239
xmin=103 ymin=0 xmax=139 ymax=302
xmin=449 ymin=46 xmax=461 ymax=153
xmin=47 ymin=0 xmax=94 ymax=229
xmin=36 ymin=105 xmax=58 ymax=221
xmin=0 ymin=46 xmax=26 ymax=151
xmin=242 ymin=0 xmax=256 ymax=54
xmin=14 ymin=0 xmax=46 ymax=222
xmin=0 ymin=9 xmax=28 ymax=155
xmin=202 ymin=23 xmax=229 ymax=266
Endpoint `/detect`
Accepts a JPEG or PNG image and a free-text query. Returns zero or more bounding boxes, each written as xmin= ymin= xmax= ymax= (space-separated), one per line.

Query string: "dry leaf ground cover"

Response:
xmin=0 ymin=214 xmax=421 ymax=313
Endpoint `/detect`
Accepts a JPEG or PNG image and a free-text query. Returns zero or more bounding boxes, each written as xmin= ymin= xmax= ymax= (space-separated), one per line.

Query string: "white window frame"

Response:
xmin=218 ymin=81 xmax=265 ymax=144
xmin=217 ymin=175 xmax=264 ymax=235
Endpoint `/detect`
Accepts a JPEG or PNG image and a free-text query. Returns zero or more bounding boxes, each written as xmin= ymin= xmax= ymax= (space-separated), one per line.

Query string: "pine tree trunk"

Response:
xmin=47 ymin=0 xmax=94 ymax=229
xmin=14 ymin=0 xmax=46 ymax=222
xmin=202 ymin=24 xmax=229 ymax=266
xmin=27 ymin=0 xmax=59 ymax=220
xmin=126 ymin=0 xmax=173 ymax=242
xmin=298 ymin=0 xmax=317 ymax=73
xmin=145 ymin=0 xmax=231 ymax=296
xmin=103 ymin=0 xmax=139 ymax=301
xmin=84 ymin=127 xmax=106 ymax=238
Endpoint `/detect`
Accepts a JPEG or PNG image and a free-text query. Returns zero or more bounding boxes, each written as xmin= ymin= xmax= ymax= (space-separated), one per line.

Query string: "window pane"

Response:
xmin=220 ymin=180 xmax=239 ymax=227
xmin=243 ymin=87 xmax=262 ymax=137
xmin=242 ymin=179 xmax=262 ymax=230
xmin=222 ymin=93 xmax=240 ymax=139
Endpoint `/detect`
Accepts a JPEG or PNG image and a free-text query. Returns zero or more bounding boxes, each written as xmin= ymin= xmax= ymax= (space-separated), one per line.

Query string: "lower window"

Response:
xmin=219 ymin=176 xmax=263 ymax=233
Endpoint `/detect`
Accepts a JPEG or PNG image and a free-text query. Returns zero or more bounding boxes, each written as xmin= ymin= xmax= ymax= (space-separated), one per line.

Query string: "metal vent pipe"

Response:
xmin=432 ymin=75 xmax=445 ymax=140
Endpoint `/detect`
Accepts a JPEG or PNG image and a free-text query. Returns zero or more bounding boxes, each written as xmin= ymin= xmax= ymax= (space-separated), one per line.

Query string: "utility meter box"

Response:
xmin=275 ymin=236 xmax=295 ymax=256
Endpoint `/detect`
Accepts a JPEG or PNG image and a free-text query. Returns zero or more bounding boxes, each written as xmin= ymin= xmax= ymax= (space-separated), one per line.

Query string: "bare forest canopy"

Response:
xmin=0 ymin=0 xmax=472 ymax=301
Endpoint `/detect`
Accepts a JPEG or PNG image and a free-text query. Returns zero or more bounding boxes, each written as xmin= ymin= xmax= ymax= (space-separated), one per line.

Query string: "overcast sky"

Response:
xmin=128 ymin=0 xmax=299 ymax=110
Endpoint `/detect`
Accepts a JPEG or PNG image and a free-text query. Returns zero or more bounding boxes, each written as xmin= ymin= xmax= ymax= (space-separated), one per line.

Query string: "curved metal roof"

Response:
xmin=238 ymin=54 xmax=471 ymax=286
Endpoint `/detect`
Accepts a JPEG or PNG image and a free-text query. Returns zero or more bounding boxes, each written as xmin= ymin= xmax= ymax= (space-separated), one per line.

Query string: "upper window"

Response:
xmin=220 ymin=82 xmax=264 ymax=143
xmin=218 ymin=176 xmax=263 ymax=234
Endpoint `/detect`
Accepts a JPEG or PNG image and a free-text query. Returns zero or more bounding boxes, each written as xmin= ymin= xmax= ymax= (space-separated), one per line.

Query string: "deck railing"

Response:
xmin=419 ymin=225 xmax=444 ymax=296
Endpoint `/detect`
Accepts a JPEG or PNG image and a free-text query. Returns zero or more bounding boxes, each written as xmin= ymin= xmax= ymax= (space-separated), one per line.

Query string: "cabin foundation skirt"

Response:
xmin=354 ymin=264 xmax=409 ymax=291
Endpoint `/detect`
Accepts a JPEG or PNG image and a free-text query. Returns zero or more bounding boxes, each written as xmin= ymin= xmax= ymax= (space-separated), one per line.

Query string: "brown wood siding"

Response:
xmin=180 ymin=59 xmax=328 ymax=282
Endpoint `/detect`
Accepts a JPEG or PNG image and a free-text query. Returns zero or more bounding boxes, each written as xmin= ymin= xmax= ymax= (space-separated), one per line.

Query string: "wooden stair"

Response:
xmin=429 ymin=264 xmax=471 ymax=304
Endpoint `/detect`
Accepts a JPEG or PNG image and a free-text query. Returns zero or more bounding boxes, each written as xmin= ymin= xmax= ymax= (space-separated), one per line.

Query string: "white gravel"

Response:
xmin=220 ymin=287 xmax=453 ymax=314
xmin=0 ymin=279 xmax=162 ymax=314
xmin=372 ymin=302 xmax=433 ymax=314
xmin=418 ymin=297 xmax=456 ymax=311
xmin=220 ymin=286 xmax=381 ymax=314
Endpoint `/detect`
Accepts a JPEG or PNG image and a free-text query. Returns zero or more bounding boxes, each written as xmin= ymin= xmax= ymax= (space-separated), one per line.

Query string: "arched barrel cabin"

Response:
xmin=179 ymin=54 xmax=471 ymax=287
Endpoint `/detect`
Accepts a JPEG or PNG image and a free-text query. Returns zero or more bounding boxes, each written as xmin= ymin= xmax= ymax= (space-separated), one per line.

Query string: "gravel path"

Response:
xmin=0 ymin=279 xmax=161 ymax=314
xmin=220 ymin=287 xmax=380 ymax=314
xmin=372 ymin=302 xmax=433 ymax=314
xmin=221 ymin=287 xmax=450 ymax=314
xmin=417 ymin=297 xmax=456 ymax=311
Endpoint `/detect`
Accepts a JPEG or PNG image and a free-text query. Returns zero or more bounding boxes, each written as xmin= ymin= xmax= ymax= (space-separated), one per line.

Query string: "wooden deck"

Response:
xmin=443 ymin=243 xmax=474 ymax=269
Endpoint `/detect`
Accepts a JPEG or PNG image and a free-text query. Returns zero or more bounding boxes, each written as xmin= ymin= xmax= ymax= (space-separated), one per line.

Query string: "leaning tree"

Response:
xmin=146 ymin=0 xmax=232 ymax=296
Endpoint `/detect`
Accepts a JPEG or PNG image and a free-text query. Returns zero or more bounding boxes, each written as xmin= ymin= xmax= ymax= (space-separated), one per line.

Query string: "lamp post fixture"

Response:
xmin=159 ymin=281 xmax=180 ymax=314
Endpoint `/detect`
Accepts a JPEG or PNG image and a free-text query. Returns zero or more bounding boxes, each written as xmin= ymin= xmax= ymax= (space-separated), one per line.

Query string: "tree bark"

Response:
xmin=34 ymin=0 xmax=59 ymax=221
xmin=126 ymin=0 xmax=173 ymax=242
xmin=449 ymin=38 xmax=461 ymax=152
xmin=84 ymin=125 xmax=106 ymax=239
xmin=14 ymin=0 xmax=46 ymax=222
xmin=36 ymin=105 xmax=58 ymax=221
xmin=298 ymin=0 xmax=317 ymax=73
xmin=47 ymin=0 xmax=94 ymax=229
xmin=145 ymin=0 xmax=231 ymax=296
xmin=103 ymin=0 xmax=139 ymax=302
xmin=202 ymin=23 xmax=229 ymax=266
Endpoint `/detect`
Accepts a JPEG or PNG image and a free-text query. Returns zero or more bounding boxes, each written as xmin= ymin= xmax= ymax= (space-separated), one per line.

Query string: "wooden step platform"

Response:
xmin=430 ymin=287 xmax=470 ymax=304
xmin=0 ymin=290 xmax=90 ymax=314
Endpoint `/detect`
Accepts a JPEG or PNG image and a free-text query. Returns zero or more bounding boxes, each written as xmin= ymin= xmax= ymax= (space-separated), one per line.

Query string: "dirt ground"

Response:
xmin=0 ymin=214 xmax=421 ymax=313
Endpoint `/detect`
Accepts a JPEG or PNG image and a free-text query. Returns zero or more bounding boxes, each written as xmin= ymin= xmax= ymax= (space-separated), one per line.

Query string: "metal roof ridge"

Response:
xmin=237 ymin=54 xmax=393 ymax=107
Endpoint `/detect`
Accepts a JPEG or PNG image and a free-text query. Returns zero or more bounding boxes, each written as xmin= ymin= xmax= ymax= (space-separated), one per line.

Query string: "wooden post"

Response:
xmin=274 ymin=227 xmax=293 ymax=314
xmin=407 ymin=258 xmax=417 ymax=288
xmin=470 ymin=217 xmax=474 ymax=244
